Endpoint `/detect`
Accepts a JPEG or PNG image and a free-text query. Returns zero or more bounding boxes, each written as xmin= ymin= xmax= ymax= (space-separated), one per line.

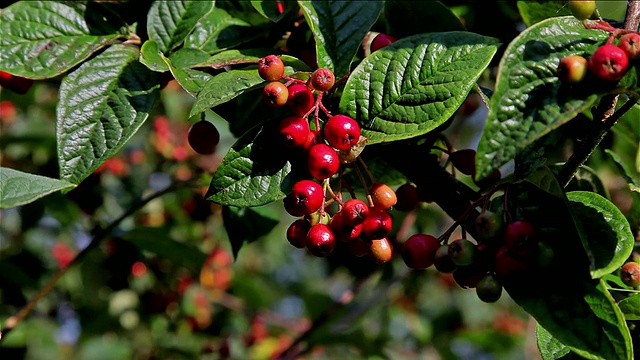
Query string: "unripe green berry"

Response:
xmin=476 ymin=274 xmax=503 ymax=303
xmin=448 ymin=239 xmax=477 ymax=266
xmin=567 ymin=0 xmax=596 ymax=20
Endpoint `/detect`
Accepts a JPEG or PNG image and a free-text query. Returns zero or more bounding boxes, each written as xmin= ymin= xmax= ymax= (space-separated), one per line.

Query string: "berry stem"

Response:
xmin=352 ymin=161 xmax=370 ymax=196
xmin=283 ymin=76 xmax=307 ymax=87
xmin=357 ymin=157 xmax=376 ymax=184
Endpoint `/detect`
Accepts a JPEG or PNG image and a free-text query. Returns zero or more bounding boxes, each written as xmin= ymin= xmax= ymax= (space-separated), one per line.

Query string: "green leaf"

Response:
xmin=536 ymin=324 xmax=571 ymax=360
xmin=609 ymin=103 xmax=640 ymax=186
xmin=339 ymin=32 xmax=499 ymax=145
xmin=0 ymin=167 xmax=75 ymax=209
xmin=567 ymin=191 xmax=635 ymax=279
xmin=185 ymin=7 xmax=261 ymax=54
xmin=0 ymin=1 xmax=127 ymax=79
xmin=57 ymin=45 xmax=159 ymax=185
xmin=146 ymin=0 xmax=214 ymax=53
xmin=251 ymin=0 xmax=296 ymax=22
xmin=160 ymin=52 xmax=212 ymax=97
xmin=139 ymin=40 xmax=170 ymax=72
xmin=189 ymin=69 xmax=267 ymax=117
xmin=167 ymin=47 xmax=211 ymax=69
xmin=222 ymin=205 xmax=279 ymax=259
xmin=206 ymin=123 xmax=293 ymax=206
xmin=618 ymin=294 xmax=640 ymax=321
xmin=384 ymin=0 xmax=465 ymax=37
xmin=193 ymin=49 xmax=310 ymax=71
xmin=517 ymin=1 xmax=572 ymax=27
xmin=298 ymin=0 xmax=383 ymax=76
xmin=476 ymin=17 xmax=609 ymax=179
xmin=605 ymin=149 xmax=640 ymax=187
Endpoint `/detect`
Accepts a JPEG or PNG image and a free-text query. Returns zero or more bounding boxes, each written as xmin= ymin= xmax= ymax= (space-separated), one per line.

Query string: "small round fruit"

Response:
xmin=620 ymin=262 xmax=640 ymax=287
xmin=187 ymin=120 xmax=220 ymax=155
xmin=308 ymin=68 xmax=335 ymax=91
xmin=369 ymin=183 xmax=397 ymax=210
xmin=370 ymin=33 xmax=398 ymax=53
xmin=361 ymin=207 xmax=393 ymax=240
xmin=394 ymin=183 xmax=419 ymax=212
xmin=286 ymin=219 xmax=311 ymax=248
xmin=323 ymin=114 xmax=361 ymax=151
xmin=348 ymin=237 xmax=371 ymax=257
xmin=401 ymin=233 xmax=440 ymax=269
xmin=556 ymin=55 xmax=589 ymax=83
xmin=474 ymin=210 xmax=503 ymax=242
xmin=503 ymin=220 xmax=538 ymax=257
xmin=305 ymin=210 xmax=331 ymax=226
xmin=434 ymin=244 xmax=457 ymax=273
xmin=341 ymin=199 xmax=369 ymax=226
xmin=452 ymin=265 xmax=486 ymax=289
xmin=306 ymin=223 xmax=336 ymax=257
xmin=284 ymin=180 xmax=324 ymax=217
xmin=476 ymin=274 xmax=503 ymax=303
xmin=369 ymin=237 xmax=393 ymax=264
xmin=286 ymin=84 xmax=315 ymax=116
xmin=618 ymin=32 xmax=640 ymax=60
xmin=567 ymin=0 xmax=596 ymax=20
xmin=278 ymin=116 xmax=310 ymax=148
xmin=589 ymin=44 xmax=629 ymax=82
xmin=0 ymin=71 xmax=34 ymax=94
xmin=448 ymin=239 xmax=477 ymax=266
xmin=329 ymin=213 xmax=362 ymax=242
xmin=449 ymin=149 xmax=477 ymax=176
xmin=307 ymin=143 xmax=340 ymax=180
xmin=494 ymin=246 xmax=531 ymax=285
xmin=258 ymin=55 xmax=285 ymax=81
xmin=263 ymin=81 xmax=289 ymax=107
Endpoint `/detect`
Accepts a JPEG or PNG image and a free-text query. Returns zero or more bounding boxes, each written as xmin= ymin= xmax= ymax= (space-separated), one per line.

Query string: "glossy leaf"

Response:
xmin=222 ymin=205 xmax=279 ymax=259
xmin=298 ymin=0 xmax=383 ymax=76
xmin=57 ymin=45 xmax=159 ymax=184
xmin=384 ymin=0 xmax=465 ymax=37
xmin=517 ymin=1 xmax=572 ymax=27
xmin=206 ymin=123 xmax=293 ymax=207
xmin=476 ymin=17 xmax=609 ymax=179
xmin=0 ymin=1 xmax=127 ymax=79
xmin=189 ymin=69 xmax=267 ymax=117
xmin=0 ymin=167 xmax=75 ymax=209
xmin=618 ymin=294 xmax=640 ymax=321
xmin=160 ymin=53 xmax=213 ymax=97
xmin=536 ymin=324 xmax=570 ymax=360
xmin=185 ymin=7 xmax=261 ymax=54
xmin=340 ymin=32 xmax=499 ymax=144
xmin=193 ymin=49 xmax=310 ymax=71
xmin=139 ymin=40 xmax=170 ymax=72
xmin=251 ymin=0 xmax=296 ymax=22
xmin=146 ymin=0 xmax=214 ymax=53
xmin=567 ymin=191 xmax=635 ymax=279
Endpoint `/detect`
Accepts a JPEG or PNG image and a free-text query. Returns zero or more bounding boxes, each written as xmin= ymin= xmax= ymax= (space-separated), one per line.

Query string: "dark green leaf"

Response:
xmin=139 ymin=40 xmax=170 ymax=72
xmin=57 ymin=45 xmax=159 ymax=184
xmin=605 ymin=149 xmax=640 ymax=188
xmin=251 ymin=0 xmax=297 ymax=22
xmin=517 ymin=1 xmax=572 ymax=27
xmin=185 ymin=8 xmax=262 ymax=54
xmin=0 ymin=167 xmax=75 ymax=209
xmin=189 ymin=69 xmax=266 ymax=117
xmin=567 ymin=191 xmax=635 ymax=279
xmin=618 ymin=294 xmax=640 ymax=320
xmin=536 ymin=324 xmax=571 ymax=360
xmin=222 ymin=205 xmax=279 ymax=259
xmin=0 ymin=1 xmax=127 ymax=79
xmin=384 ymin=0 xmax=465 ymax=37
xmin=339 ymin=32 xmax=499 ymax=145
xmin=193 ymin=49 xmax=310 ymax=71
xmin=298 ymin=0 xmax=383 ymax=76
xmin=167 ymin=48 xmax=211 ymax=69
xmin=609 ymin=102 xmax=640 ymax=186
xmin=206 ymin=123 xmax=293 ymax=206
xmin=146 ymin=0 xmax=214 ymax=53
xmin=476 ymin=17 xmax=609 ymax=179
xmin=160 ymin=53 xmax=213 ymax=97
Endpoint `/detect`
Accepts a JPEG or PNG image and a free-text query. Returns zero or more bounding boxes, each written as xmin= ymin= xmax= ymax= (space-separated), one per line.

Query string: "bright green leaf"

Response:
xmin=251 ymin=0 xmax=296 ymax=22
xmin=476 ymin=17 xmax=610 ymax=179
xmin=160 ymin=52 xmax=212 ymax=97
xmin=185 ymin=7 xmax=261 ymax=54
xmin=536 ymin=324 xmax=571 ymax=360
xmin=567 ymin=191 xmax=635 ymax=279
xmin=146 ymin=0 xmax=214 ymax=53
xmin=298 ymin=0 xmax=383 ymax=76
xmin=193 ymin=49 xmax=310 ymax=71
xmin=0 ymin=1 xmax=127 ymax=79
xmin=618 ymin=294 xmax=640 ymax=320
xmin=517 ymin=1 xmax=572 ymax=27
xmin=167 ymin=48 xmax=210 ymax=69
xmin=339 ymin=32 xmax=499 ymax=144
xmin=139 ymin=40 xmax=169 ymax=72
xmin=384 ymin=0 xmax=465 ymax=37
xmin=0 ymin=167 xmax=75 ymax=209
xmin=57 ymin=45 xmax=159 ymax=185
xmin=189 ymin=69 xmax=267 ymax=117
xmin=222 ymin=205 xmax=279 ymax=259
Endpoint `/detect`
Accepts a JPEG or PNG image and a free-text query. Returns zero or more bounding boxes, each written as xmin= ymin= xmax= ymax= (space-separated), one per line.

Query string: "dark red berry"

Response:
xmin=370 ymin=33 xmax=398 ymax=53
xmin=589 ymin=44 xmax=629 ymax=82
xmin=361 ymin=207 xmax=393 ymax=240
xmin=618 ymin=32 xmax=640 ymax=60
xmin=369 ymin=183 xmax=397 ymax=210
xmin=401 ymin=233 xmax=440 ymax=269
xmin=308 ymin=68 xmax=335 ymax=91
xmin=394 ymin=183 xmax=419 ymax=212
xmin=284 ymin=180 xmax=324 ymax=217
xmin=503 ymin=220 xmax=538 ymax=257
xmin=449 ymin=149 xmax=477 ymax=176
xmin=452 ymin=264 xmax=486 ymax=289
xmin=286 ymin=219 xmax=311 ymax=248
xmin=187 ymin=120 xmax=220 ymax=155
xmin=448 ymin=239 xmax=477 ymax=266
xmin=329 ymin=213 xmax=362 ymax=242
xmin=341 ymin=199 xmax=369 ymax=226
xmin=306 ymin=223 xmax=336 ymax=257
xmin=0 ymin=71 xmax=34 ymax=94
xmin=369 ymin=237 xmax=393 ymax=264
xmin=323 ymin=114 xmax=361 ymax=151
xmin=494 ymin=246 xmax=531 ymax=285
xmin=557 ymin=55 xmax=589 ymax=83
xmin=278 ymin=116 xmax=310 ymax=148
xmin=307 ymin=143 xmax=340 ymax=180
xmin=621 ymin=262 xmax=640 ymax=287
xmin=434 ymin=244 xmax=457 ymax=273
xmin=476 ymin=274 xmax=503 ymax=303
xmin=258 ymin=55 xmax=285 ymax=81
xmin=348 ymin=237 xmax=371 ymax=257
xmin=286 ymin=84 xmax=314 ymax=116
xmin=263 ymin=81 xmax=289 ymax=107
xmin=568 ymin=0 xmax=596 ymax=20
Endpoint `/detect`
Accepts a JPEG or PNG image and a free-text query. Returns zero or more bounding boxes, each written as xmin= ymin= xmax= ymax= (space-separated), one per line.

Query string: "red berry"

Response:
xmin=370 ymin=33 xmax=398 ymax=53
xmin=308 ymin=68 xmax=335 ymax=92
xmin=556 ymin=55 xmax=589 ymax=83
xmin=567 ymin=0 xmax=596 ymax=20
xmin=283 ymin=180 xmax=324 ymax=217
xmin=448 ymin=239 xmax=477 ymax=266
xmin=452 ymin=264 xmax=486 ymax=289
xmin=589 ymin=44 xmax=629 ymax=82
xmin=449 ymin=149 xmax=477 ymax=176
xmin=620 ymin=262 xmax=640 ymax=287
xmin=494 ymin=246 xmax=531 ymax=285
xmin=323 ymin=114 xmax=361 ymax=151
xmin=187 ymin=120 xmax=220 ymax=155
xmin=369 ymin=183 xmax=397 ymax=210
xmin=361 ymin=207 xmax=393 ymax=240
xmin=369 ymin=237 xmax=393 ymax=264
xmin=306 ymin=223 xmax=336 ymax=257
xmin=394 ymin=183 xmax=419 ymax=212
xmin=341 ymin=199 xmax=369 ymax=226
xmin=401 ymin=233 xmax=440 ymax=269
xmin=503 ymin=220 xmax=538 ymax=257
xmin=301 ymin=129 xmax=323 ymax=153
xmin=476 ymin=274 xmax=503 ymax=303
xmin=286 ymin=219 xmax=310 ymax=248
xmin=307 ymin=143 xmax=340 ymax=180
xmin=329 ymin=213 xmax=362 ymax=242
xmin=618 ymin=32 xmax=640 ymax=60
xmin=286 ymin=84 xmax=314 ymax=116
xmin=0 ymin=71 xmax=34 ymax=94
xmin=258 ymin=55 xmax=285 ymax=81
xmin=278 ymin=116 xmax=310 ymax=148
xmin=348 ymin=237 xmax=371 ymax=257
xmin=263 ymin=81 xmax=289 ymax=107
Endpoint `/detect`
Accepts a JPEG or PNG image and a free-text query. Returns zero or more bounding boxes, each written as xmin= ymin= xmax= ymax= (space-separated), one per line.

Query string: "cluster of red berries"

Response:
xmin=557 ymin=25 xmax=640 ymax=83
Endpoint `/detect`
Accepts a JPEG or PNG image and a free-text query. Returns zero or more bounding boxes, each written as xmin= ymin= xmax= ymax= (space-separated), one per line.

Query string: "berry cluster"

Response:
xmin=557 ymin=22 xmax=640 ymax=83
